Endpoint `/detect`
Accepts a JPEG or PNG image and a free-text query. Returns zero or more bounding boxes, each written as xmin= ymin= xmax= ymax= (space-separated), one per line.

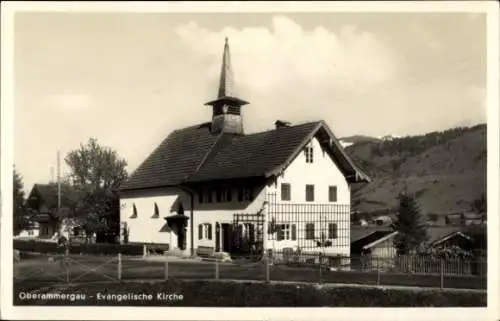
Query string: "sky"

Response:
xmin=13 ymin=11 xmax=487 ymax=192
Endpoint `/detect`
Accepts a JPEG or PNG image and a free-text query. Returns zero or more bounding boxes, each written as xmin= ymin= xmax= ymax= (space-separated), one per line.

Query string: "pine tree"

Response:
xmin=393 ymin=192 xmax=429 ymax=254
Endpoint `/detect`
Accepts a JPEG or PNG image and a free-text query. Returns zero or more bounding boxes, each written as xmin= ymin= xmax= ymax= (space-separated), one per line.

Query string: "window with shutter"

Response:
xmin=291 ymin=224 xmax=297 ymax=240
xmin=328 ymin=223 xmax=338 ymax=239
xmin=281 ymin=183 xmax=291 ymax=201
xmin=198 ymin=224 xmax=203 ymax=240
xmin=208 ymin=224 xmax=213 ymax=240
xmin=198 ymin=192 xmax=204 ymax=204
xmin=277 ymin=224 xmax=293 ymax=240
xmin=305 ymin=185 xmax=315 ymax=202
xmin=277 ymin=225 xmax=284 ymax=241
xmin=237 ymin=188 xmax=244 ymax=202
xmin=305 ymin=223 xmax=315 ymax=240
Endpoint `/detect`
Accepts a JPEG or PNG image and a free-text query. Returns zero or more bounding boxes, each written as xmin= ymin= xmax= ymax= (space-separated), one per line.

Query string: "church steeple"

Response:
xmin=205 ymin=37 xmax=249 ymax=135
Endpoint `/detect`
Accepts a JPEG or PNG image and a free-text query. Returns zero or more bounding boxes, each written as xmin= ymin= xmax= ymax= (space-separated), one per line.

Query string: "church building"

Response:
xmin=119 ymin=38 xmax=370 ymax=258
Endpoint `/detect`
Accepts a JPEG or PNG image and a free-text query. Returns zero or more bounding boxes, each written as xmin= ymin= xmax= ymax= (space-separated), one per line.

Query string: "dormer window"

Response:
xmin=304 ymin=143 xmax=314 ymax=163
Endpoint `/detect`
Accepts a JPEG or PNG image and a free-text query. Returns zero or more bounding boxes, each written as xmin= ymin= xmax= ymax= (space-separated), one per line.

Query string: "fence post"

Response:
xmin=215 ymin=258 xmax=219 ymax=280
xmin=143 ymin=244 xmax=147 ymax=258
xmin=65 ymin=247 xmax=70 ymax=284
xmin=440 ymin=258 xmax=444 ymax=289
xmin=318 ymin=252 xmax=323 ymax=284
xmin=164 ymin=261 xmax=169 ymax=281
xmin=265 ymin=252 xmax=270 ymax=283
xmin=117 ymin=253 xmax=122 ymax=281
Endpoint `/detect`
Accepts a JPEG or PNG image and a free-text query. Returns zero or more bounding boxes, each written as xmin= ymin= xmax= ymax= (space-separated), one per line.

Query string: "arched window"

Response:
xmin=129 ymin=203 xmax=138 ymax=219
xmin=151 ymin=202 xmax=159 ymax=218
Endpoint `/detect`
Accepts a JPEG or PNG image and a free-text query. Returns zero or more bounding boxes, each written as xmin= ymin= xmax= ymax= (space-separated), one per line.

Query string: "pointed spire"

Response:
xmin=205 ymin=37 xmax=248 ymax=107
xmin=218 ymin=37 xmax=233 ymax=98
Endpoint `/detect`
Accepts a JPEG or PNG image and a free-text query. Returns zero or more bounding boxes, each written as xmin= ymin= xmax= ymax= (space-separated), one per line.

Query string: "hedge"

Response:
xmin=14 ymin=279 xmax=486 ymax=307
xmin=13 ymin=240 xmax=143 ymax=256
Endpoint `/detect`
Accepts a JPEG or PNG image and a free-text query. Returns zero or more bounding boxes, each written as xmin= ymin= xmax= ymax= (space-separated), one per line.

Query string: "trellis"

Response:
xmin=231 ymin=213 xmax=265 ymax=255
xmin=266 ymin=193 xmax=351 ymax=251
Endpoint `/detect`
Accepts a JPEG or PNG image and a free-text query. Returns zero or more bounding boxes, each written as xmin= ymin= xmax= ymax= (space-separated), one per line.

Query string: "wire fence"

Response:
xmin=14 ymin=250 xmax=486 ymax=290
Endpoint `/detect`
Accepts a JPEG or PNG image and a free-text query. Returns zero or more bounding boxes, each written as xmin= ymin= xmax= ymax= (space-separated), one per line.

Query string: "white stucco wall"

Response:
xmin=120 ymin=188 xmax=186 ymax=248
xmin=120 ymin=186 xmax=268 ymax=254
xmin=15 ymin=228 xmax=40 ymax=239
xmin=266 ymin=136 xmax=351 ymax=256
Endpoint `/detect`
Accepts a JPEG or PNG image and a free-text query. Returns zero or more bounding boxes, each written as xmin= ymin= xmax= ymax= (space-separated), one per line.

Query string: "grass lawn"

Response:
xmin=14 ymin=255 xmax=486 ymax=290
xmin=13 ymin=279 xmax=486 ymax=307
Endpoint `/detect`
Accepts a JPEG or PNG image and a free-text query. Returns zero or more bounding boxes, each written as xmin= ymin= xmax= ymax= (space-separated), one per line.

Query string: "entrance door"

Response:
xmin=215 ymin=223 xmax=221 ymax=252
xmin=177 ymin=226 xmax=186 ymax=250
xmin=221 ymin=224 xmax=232 ymax=253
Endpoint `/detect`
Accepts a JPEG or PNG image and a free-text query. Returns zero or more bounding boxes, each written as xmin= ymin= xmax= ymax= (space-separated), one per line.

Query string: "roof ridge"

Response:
xmin=242 ymin=120 xmax=322 ymax=137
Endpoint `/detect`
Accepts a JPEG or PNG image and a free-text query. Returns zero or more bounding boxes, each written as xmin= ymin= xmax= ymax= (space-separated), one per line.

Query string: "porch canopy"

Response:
xmin=164 ymin=214 xmax=189 ymax=228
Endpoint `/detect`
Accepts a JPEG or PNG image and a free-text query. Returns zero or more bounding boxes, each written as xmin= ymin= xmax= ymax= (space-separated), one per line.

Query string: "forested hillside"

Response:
xmin=344 ymin=124 xmax=486 ymax=217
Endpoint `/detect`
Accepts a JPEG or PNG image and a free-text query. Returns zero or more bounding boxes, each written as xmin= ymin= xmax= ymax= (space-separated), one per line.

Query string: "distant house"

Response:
xmin=374 ymin=215 xmax=392 ymax=226
xmin=445 ymin=212 xmax=484 ymax=226
xmin=350 ymin=225 xmax=486 ymax=274
xmin=15 ymin=221 xmax=40 ymax=239
xmin=429 ymin=231 xmax=474 ymax=251
xmin=429 ymin=226 xmax=486 ymax=254
xmin=350 ymin=226 xmax=481 ymax=257
xmin=351 ymin=230 xmax=398 ymax=257
xmin=350 ymin=226 xmax=398 ymax=270
xmin=26 ymin=183 xmax=80 ymax=239
xmin=358 ymin=219 xmax=368 ymax=226
xmin=462 ymin=213 xmax=484 ymax=226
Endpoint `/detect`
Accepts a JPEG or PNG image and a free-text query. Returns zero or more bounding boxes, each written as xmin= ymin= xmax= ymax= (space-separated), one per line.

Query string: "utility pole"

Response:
xmin=57 ymin=151 xmax=61 ymax=211
xmin=56 ymin=150 xmax=65 ymax=245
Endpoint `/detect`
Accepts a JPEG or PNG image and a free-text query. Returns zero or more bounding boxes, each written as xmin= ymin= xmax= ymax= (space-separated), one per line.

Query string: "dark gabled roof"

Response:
xmin=185 ymin=121 xmax=321 ymax=183
xmin=120 ymin=120 xmax=371 ymax=191
xmin=351 ymin=226 xmax=393 ymax=243
xmin=120 ymin=123 xmax=220 ymax=190
xmin=429 ymin=231 xmax=474 ymax=248
xmin=351 ymin=230 xmax=398 ymax=251
xmin=426 ymin=226 xmax=463 ymax=244
xmin=27 ymin=183 xmax=80 ymax=211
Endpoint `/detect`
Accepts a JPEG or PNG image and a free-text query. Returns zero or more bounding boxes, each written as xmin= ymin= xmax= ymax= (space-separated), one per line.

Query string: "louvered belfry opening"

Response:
xmin=205 ymin=37 xmax=249 ymax=135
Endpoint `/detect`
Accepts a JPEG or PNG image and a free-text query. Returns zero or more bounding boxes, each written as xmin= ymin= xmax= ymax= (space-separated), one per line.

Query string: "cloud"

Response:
xmin=44 ymin=93 xmax=95 ymax=112
xmin=175 ymin=16 xmax=398 ymax=93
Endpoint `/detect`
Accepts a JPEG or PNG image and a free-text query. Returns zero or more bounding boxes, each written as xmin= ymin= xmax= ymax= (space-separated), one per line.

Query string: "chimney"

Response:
xmin=275 ymin=120 xmax=291 ymax=129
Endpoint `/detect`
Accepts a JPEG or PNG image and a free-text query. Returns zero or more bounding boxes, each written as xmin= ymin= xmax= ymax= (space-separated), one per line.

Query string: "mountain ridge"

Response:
xmin=344 ymin=124 xmax=486 ymax=217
